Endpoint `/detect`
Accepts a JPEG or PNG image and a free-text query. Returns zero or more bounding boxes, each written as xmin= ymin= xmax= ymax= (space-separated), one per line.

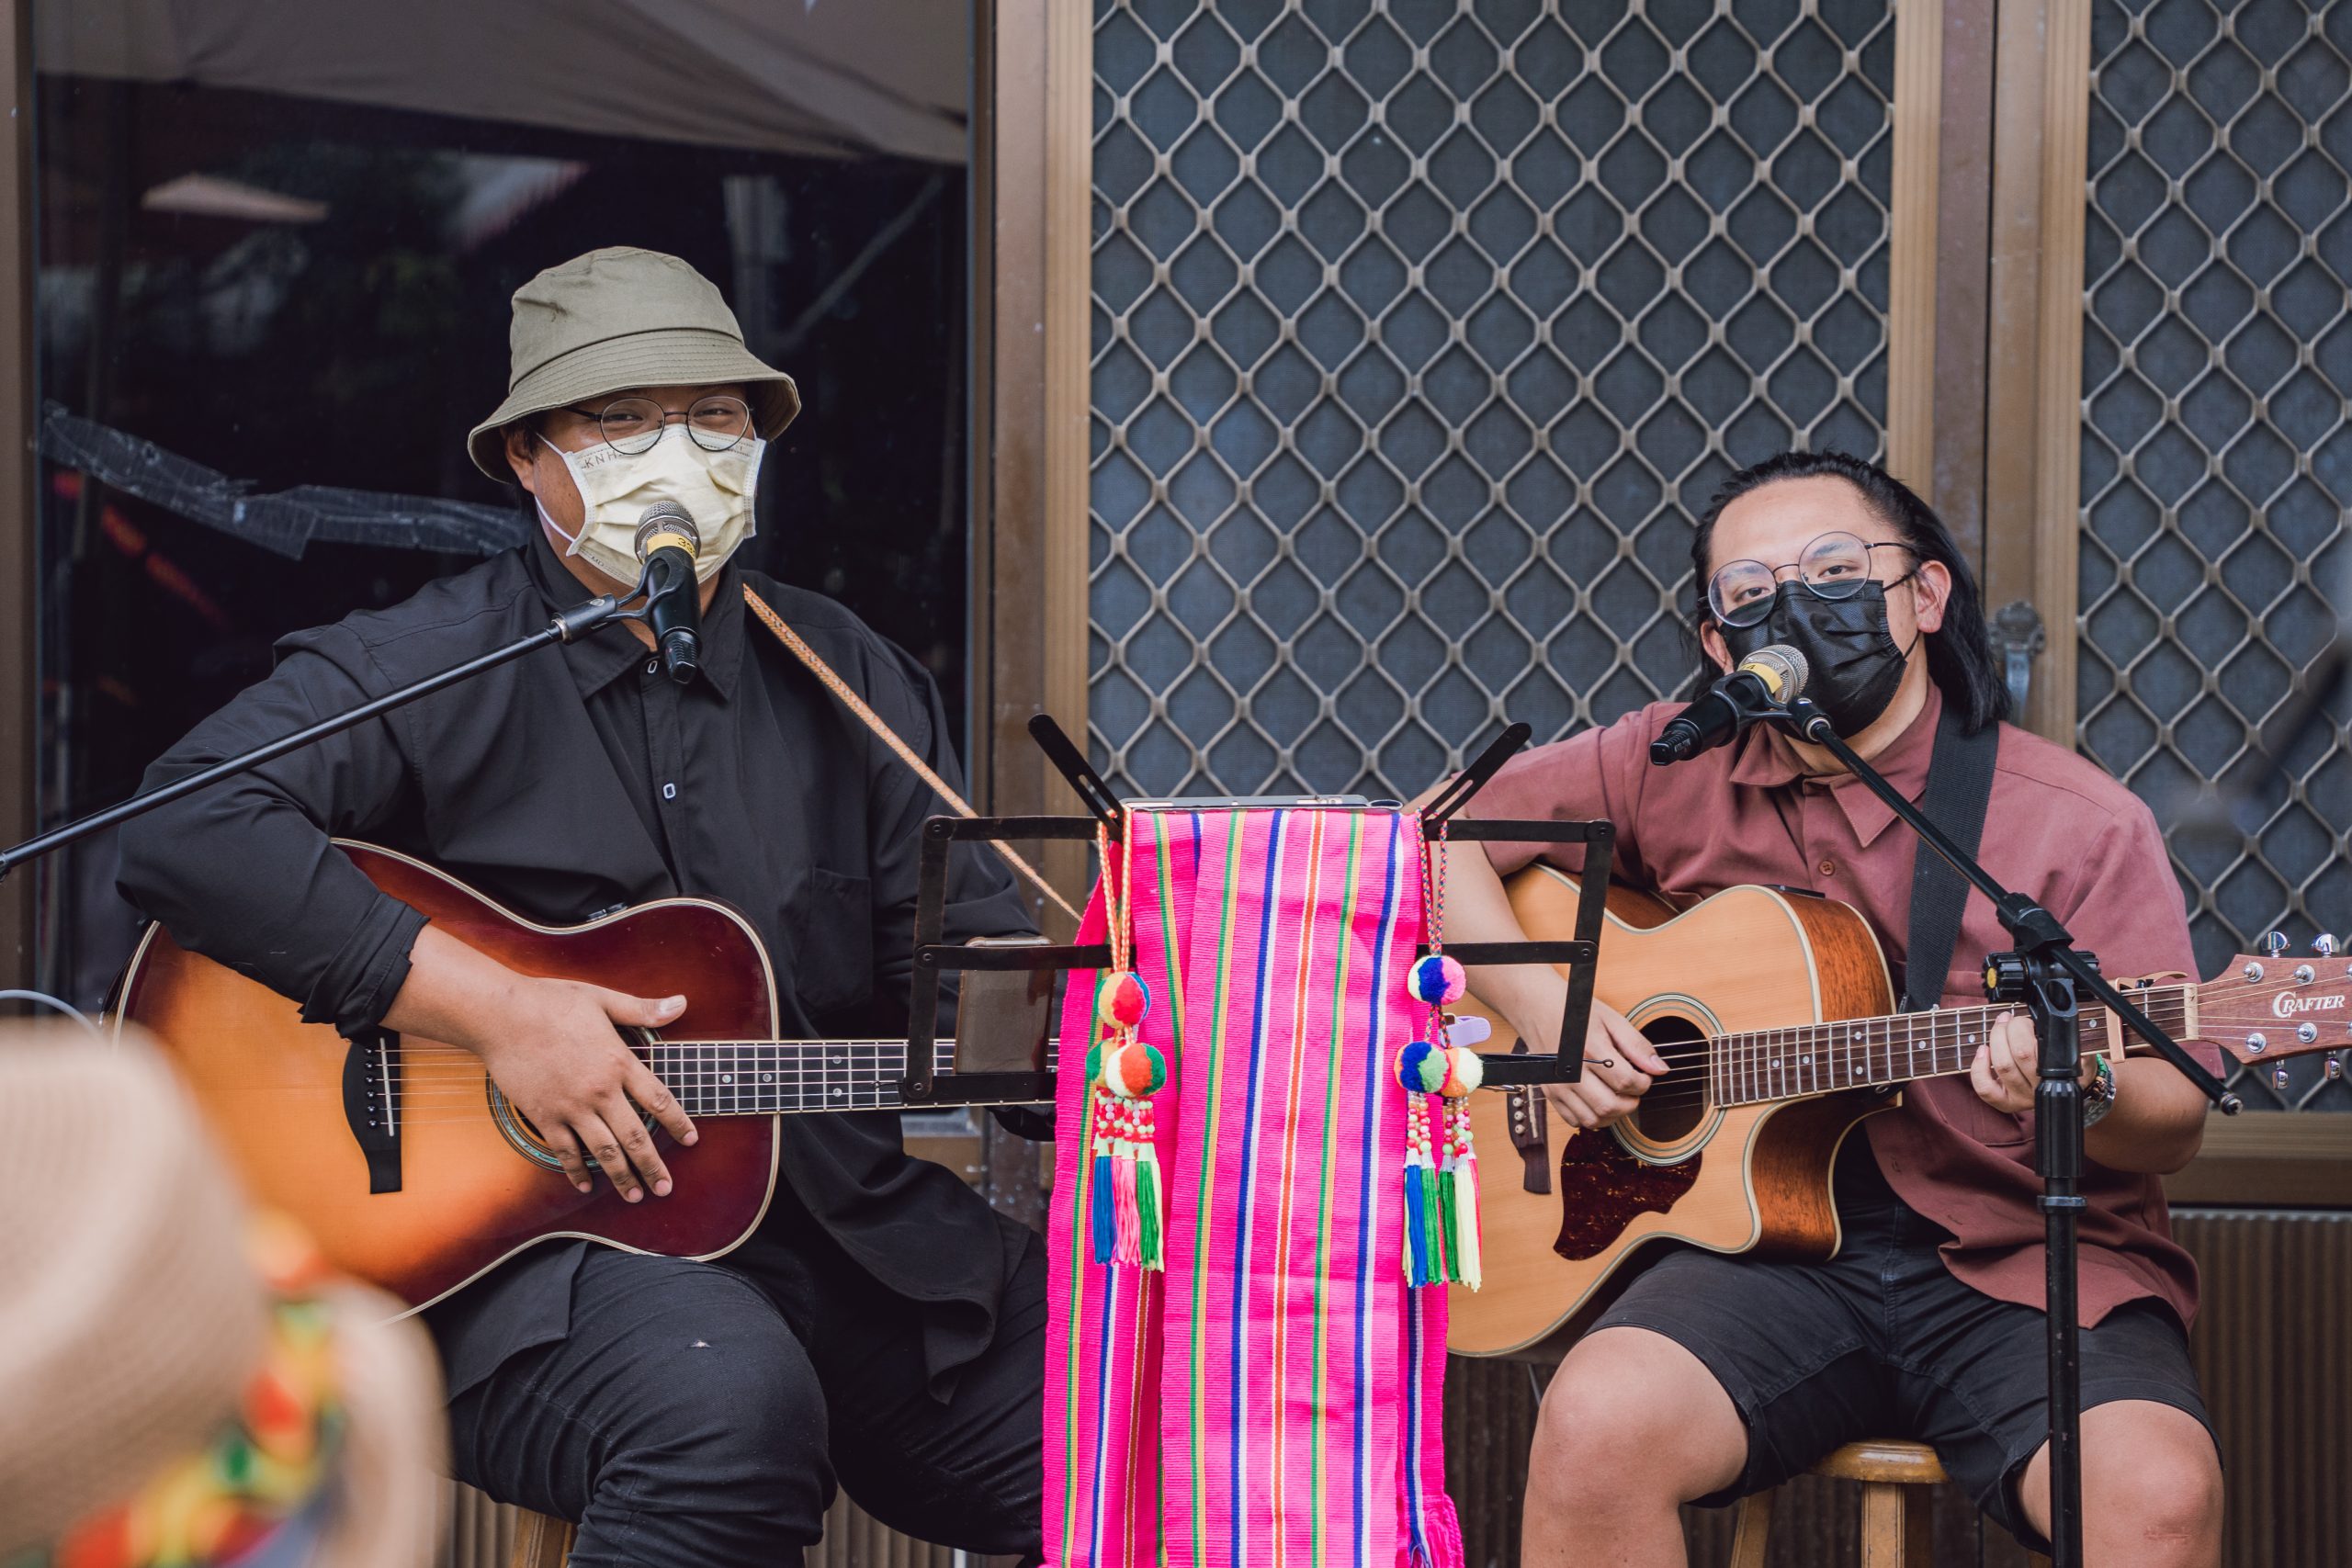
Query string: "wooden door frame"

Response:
xmin=1900 ymin=0 xmax=2093 ymax=747
xmin=1984 ymin=0 xmax=2096 ymax=744
xmin=1 ymin=0 xmax=35 ymax=991
xmin=970 ymin=0 xmax=1091 ymax=932
xmin=1885 ymin=0 xmax=1947 ymax=498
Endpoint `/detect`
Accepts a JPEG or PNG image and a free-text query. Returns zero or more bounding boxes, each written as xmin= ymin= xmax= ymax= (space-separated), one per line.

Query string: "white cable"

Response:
xmin=0 ymin=989 xmax=104 ymax=1038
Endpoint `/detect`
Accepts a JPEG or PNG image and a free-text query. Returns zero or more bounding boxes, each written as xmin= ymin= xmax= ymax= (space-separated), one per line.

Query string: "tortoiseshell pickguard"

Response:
xmin=1551 ymin=1132 xmax=1700 ymax=1260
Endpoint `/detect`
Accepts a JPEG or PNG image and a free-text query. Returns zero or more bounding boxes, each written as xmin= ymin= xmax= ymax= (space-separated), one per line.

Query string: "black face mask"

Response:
xmin=1723 ymin=578 xmax=1917 ymax=738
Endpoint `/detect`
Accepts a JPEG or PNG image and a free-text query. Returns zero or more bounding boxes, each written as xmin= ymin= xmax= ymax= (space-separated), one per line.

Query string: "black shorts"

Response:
xmin=1589 ymin=1146 xmax=2216 ymax=1550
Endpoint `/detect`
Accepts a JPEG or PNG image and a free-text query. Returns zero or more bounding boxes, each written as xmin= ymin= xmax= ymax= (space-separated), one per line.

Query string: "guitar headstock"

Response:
xmin=2199 ymin=936 xmax=2350 ymax=1084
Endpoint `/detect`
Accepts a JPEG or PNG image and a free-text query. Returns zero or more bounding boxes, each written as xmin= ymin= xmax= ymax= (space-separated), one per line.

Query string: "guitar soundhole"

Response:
xmin=1629 ymin=1014 xmax=1708 ymax=1144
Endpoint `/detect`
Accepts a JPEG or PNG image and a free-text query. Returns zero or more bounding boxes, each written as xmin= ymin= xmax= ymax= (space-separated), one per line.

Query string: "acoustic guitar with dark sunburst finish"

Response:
xmin=113 ymin=841 xmax=1054 ymax=1314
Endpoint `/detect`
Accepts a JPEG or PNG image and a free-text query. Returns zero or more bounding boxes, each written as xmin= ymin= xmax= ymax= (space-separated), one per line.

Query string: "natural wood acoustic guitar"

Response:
xmin=113 ymin=842 xmax=1054 ymax=1314
xmin=1446 ymin=865 xmax=2351 ymax=1358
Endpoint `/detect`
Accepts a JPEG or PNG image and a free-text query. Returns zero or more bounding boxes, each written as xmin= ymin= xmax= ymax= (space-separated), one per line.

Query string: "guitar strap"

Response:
xmin=741 ymin=582 xmax=1081 ymax=924
xmin=1901 ymin=702 xmax=2001 ymax=1011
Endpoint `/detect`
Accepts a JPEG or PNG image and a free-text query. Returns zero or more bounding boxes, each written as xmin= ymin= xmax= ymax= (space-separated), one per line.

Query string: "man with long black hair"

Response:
xmin=1440 ymin=452 xmax=2222 ymax=1565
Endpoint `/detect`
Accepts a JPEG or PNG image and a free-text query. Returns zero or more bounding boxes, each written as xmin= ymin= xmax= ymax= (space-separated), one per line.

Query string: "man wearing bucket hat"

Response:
xmin=117 ymin=249 xmax=1046 ymax=1564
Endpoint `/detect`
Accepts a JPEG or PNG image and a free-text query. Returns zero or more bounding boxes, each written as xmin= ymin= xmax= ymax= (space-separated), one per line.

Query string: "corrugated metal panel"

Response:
xmin=436 ymin=1484 xmax=962 ymax=1568
xmin=2175 ymin=1207 xmax=2352 ymax=1568
xmin=434 ymin=1483 xmax=513 ymax=1568
xmin=1445 ymin=1207 xmax=2352 ymax=1568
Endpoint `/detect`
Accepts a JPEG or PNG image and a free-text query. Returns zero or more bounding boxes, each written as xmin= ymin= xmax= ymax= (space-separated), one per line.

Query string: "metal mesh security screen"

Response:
xmin=1090 ymin=0 xmax=1894 ymax=798
xmin=2078 ymin=0 xmax=2351 ymax=1109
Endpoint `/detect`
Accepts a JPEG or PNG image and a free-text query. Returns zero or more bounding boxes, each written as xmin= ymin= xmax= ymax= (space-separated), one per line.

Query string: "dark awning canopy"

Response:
xmin=40 ymin=0 xmax=969 ymax=164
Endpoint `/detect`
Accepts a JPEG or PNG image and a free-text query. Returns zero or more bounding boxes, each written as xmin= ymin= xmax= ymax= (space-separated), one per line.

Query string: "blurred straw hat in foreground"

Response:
xmin=0 ymin=1026 xmax=445 ymax=1568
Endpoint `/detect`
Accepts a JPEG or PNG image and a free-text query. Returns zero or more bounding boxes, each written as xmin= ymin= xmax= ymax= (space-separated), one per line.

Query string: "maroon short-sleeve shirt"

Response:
xmin=1473 ymin=685 xmax=2222 ymax=1328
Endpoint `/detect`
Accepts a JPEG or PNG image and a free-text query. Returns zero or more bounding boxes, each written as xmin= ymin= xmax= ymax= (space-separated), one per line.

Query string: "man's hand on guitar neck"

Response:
xmin=383 ymin=925 xmax=700 ymax=1201
xmin=1970 ymin=1007 xmax=2209 ymax=1174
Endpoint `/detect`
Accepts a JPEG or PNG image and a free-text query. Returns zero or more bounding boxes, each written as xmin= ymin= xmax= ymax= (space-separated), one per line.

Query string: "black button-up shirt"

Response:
xmin=117 ymin=529 xmax=1034 ymax=1389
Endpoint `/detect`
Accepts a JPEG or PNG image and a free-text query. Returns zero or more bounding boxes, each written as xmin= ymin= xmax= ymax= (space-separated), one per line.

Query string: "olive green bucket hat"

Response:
xmin=467 ymin=246 xmax=801 ymax=482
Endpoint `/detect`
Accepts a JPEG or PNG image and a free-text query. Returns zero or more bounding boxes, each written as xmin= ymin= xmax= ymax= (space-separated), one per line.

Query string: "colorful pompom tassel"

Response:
xmin=1396 ymin=808 xmax=1487 ymax=1291
xmin=1440 ymin=1090 xmax=1482 ymax=1291
xmin=1407 ymin=953 xmax=1466 ymax=1007
xmin=1399 ymin=1056 xmax=1472 ymax=1287
xmin=1097 ymin=970 xmax=1151 ymax=1031
xmin=1080 ymin=865 xmax=1170 ymax=1270
xmin=1085 ymin=1066 xmax=1169 ymax=1271
xmin=1402 ymin=1091 xmax=1437 ymax=1287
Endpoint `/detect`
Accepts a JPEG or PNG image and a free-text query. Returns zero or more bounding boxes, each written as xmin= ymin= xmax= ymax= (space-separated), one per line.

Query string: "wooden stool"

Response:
xmin=1729 ymin=1438 xmax=1945 ymax=1567
xmin=509 ymin=1509 xmax=574 ymax=1568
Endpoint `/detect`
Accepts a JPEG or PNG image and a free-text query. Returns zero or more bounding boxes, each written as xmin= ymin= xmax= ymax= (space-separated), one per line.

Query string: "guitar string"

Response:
xmin=356 ymin=964 xmax=2305 ymax=1082
xmin=368 ymin=1043 xmax=1053 ymax=1112
xmin=344 ymin=971 xmax=2324 ymax=1114
xmin=362 ymin=989 xmax=2300 ymax=1114
xmin=1690 ymin=998 xmax=2206 ymax=1111
xmin=368 ymin=1043 xmax=952 ymax=1111
xmin=357 ymin=992 xmax=2234 ymax=1100
xmin=365 ymin=1002 xmax=2220 ymax=1126
xmin=1581 ymin=991 xmax=2214 ymax=1113
xmin=365 ymin=1044 xmax=993 ymax=1123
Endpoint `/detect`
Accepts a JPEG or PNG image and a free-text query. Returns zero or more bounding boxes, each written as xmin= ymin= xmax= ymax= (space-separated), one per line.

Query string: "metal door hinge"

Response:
xmin=1993 ymin=600 xmax=2047 ymax=714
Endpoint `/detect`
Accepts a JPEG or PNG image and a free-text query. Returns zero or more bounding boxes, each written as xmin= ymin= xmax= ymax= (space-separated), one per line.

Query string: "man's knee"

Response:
xmin=2085 ymin=1405 xmax=2222 ymax=1553
xmin=592 ymin=1268 xmax=834 ymax=1544
xmin=2022 ymin=1401 xmax=2220 ymax=1562
xmin=1532 ymin=1328 xmax=1747 ymax=1507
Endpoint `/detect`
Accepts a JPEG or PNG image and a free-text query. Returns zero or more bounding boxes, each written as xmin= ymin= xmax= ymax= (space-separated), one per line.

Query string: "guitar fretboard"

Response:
xmin=639 ymin=1040 xmax=1055 ymax=1116
xmin=1708 ymin=985 xmax=2196 ymax=1108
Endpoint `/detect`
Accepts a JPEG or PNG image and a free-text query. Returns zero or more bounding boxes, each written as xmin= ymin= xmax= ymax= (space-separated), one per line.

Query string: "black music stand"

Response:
xmin=898 ymin=715 xmax=1613 ymax=1108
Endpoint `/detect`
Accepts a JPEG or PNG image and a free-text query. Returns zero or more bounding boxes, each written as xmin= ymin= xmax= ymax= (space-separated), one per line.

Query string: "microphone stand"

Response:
xmin=1775 ymin=694 xmax=2237 ymax=1568
xmin=0 ymin=583 xmax=650 ymax=886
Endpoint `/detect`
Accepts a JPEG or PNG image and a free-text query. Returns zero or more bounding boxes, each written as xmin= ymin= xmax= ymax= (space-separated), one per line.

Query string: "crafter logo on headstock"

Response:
xmin=2274 ymin=990 xmax=2346 ymax=1018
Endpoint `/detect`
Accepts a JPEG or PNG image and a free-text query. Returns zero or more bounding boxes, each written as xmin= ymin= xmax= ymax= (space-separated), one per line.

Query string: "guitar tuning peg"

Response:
xmin=2271 ymin=1065 xmax=2291 ymax=1092
xmin=2327 ymin=1052 xmax=2345 ymax=1082
xmin=2314 ymin=934 xmax=2338 ymax=957
xmin=2263 ymin=931 xmax=2290 ymax=956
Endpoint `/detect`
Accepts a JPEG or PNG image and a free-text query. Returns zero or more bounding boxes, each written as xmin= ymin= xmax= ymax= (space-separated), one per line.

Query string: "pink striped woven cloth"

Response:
xmin=1044 ymin=807 xmax=1462 ymax=1568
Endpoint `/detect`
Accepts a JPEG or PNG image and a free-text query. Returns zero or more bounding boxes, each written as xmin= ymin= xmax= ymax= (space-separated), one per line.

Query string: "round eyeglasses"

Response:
xmin=559 ymin=395 xmax=753 ymax=457
xmin=1706 ymin=531 xmax=1916 ymax=627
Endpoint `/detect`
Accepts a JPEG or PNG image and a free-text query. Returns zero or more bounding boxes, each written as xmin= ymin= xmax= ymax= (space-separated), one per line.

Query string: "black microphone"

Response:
xmin=1649 ymin=645 xmax=1809 ymax=765
xmin=634 ymin=502 xmax=702 ymax=686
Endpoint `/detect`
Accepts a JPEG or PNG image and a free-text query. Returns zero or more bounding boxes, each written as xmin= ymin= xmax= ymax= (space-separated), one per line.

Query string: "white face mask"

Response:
xmin=538 ymin=423 xmax=765 ymax=586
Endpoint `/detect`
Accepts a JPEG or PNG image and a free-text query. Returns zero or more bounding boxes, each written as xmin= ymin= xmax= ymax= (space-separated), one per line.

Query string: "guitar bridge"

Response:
xmin=341 ymin=1029 xmax=402 ymax=1193
xmin=1505 ymin=1085 xmax=1551 ymax=1194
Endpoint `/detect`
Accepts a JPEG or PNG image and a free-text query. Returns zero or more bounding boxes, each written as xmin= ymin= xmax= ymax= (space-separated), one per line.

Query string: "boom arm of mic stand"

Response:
xmin=1777 ymin=697 xmax=2238 ymax=1111
xmin=0 ymin=592 xmax=637 ymax=883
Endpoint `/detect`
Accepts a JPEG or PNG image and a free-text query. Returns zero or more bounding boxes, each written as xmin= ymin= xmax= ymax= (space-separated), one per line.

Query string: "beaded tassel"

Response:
xmin=1395 ymin=817 xmax=1484 ymax=1289
xmin=1085 ymin=818 xmax=1167 ymax=1270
